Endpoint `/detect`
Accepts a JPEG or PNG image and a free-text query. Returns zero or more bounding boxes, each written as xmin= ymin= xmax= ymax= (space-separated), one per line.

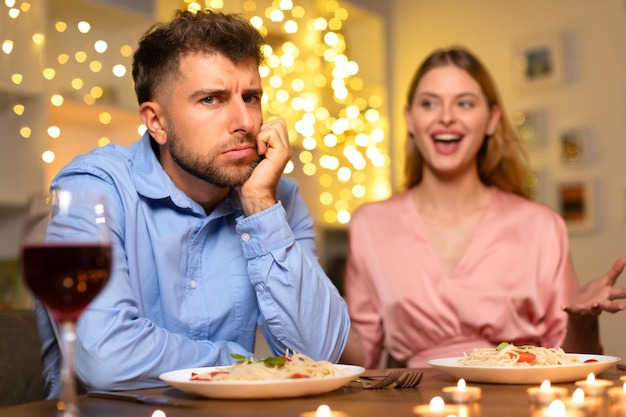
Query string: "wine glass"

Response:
xmin=21 ymin=189 xmax=112 ymax=417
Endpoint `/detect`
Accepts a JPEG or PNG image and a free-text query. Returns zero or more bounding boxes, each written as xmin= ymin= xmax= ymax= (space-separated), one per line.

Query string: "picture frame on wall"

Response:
xmin=559 ymin=127 xmax=590 ymax=166
xmin=554 ymin=178 xmax=596 ymax=235
xmin=513 ymin=32 xmax=565 ymax=90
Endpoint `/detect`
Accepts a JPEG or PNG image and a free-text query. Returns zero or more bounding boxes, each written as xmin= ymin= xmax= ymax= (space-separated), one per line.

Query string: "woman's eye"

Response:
xmin=458 ymin=100 xmax=474 ymax=108
xmin=419 ymin=100 xmax=436 ymax=109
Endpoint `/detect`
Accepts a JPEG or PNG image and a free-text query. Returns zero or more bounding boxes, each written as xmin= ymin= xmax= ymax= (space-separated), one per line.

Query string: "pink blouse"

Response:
xmin=345 ymin=187 xmax=579 ymax=369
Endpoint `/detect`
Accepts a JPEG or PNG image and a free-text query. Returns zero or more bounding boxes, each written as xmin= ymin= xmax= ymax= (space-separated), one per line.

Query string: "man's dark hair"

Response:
xmin=132 ymin=9 xmax=265 ymax=104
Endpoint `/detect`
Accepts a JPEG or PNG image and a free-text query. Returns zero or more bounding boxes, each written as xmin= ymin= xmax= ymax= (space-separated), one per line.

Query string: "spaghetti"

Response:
xmin=458 ymin=342 xmax=581 ymax=367
xmin=190 ymin=351 xmax=339 ymax=381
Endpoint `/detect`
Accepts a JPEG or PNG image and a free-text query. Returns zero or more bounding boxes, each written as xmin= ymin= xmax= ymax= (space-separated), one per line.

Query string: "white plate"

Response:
xmin=428 ymin=354 xmax=620 ymax=384
xmin=159 ymin=364 xmax=365 ymax=399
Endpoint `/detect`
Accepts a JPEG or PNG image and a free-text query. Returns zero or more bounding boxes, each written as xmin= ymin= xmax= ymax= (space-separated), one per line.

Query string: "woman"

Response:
xmin=342 ymin=46 xmax=626 ymax=369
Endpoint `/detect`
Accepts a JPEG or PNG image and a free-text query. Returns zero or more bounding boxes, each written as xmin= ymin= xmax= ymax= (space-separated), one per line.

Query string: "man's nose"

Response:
xmin=229 ymin=98 xmax=256 ymax=133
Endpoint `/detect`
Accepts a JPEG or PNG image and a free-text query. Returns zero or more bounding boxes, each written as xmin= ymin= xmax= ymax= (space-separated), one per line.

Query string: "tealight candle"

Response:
xmin=574 ymin=372 xmax=613 ymax=397
xmin=412 ymin=396 xmax=459 ymax=417
xmin=300 ymin=404 xmax=348 ymax=417
xmin=534 ymin=399 xmax=584 ymax=417
xmin=527 ymin=379 xmax=568 ymax=412
xmin=608 ymin=382 xmax=626 ymax=408
xmin=562 ymin=388 xmax=601 ymax=417
xmin=614 ymin=404 xmax=626 ymax=417
xmin=442 ymin=378 xmax=482 ymax=404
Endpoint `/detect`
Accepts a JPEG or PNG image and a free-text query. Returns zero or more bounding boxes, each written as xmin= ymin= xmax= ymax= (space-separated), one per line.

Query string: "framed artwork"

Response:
xmin=513 ymin=32 xmax=565 ymax=90
xmin=555 ymin=179 xmax=596 ymax=234
xmin=512 ymin=109 xmax=545 ymax=147
xmin=559 ymin=128 xmax=590 ymax=166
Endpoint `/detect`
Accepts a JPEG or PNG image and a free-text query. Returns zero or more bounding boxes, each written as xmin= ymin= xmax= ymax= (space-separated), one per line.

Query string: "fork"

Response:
xmin=354 ymin=370 xmax=403 ymax=389
xmin=392 ymin=371 xmax=423 ymax=389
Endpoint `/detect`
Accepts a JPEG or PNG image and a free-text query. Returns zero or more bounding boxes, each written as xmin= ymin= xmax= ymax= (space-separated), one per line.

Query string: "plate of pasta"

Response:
xmin=428 ymin=343 xmax=620 ymax=384
xmin=159 ymin=352 xmax=365 ymax=399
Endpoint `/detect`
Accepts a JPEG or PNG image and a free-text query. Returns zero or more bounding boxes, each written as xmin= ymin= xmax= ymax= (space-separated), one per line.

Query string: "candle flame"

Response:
xmin=429 ymin=396 xmax=445 ymax=412
xmin=316 ymin=405 xmax=331 ymax=417
xmin=623 ymin=382 xmax=626 ymax=393
xmin=457 ymin=378 xmax=467 ymax=390
xmin=572 ymin=387 xmax=585 ymax=403
xmin=540 ymin=379 xmax=551 ymax=391
xmin=586 ymin=373 xmax=595 ymax=384
xmin=151 ymin=411 xmax=166 ymax=417
xmin=545 ymin=399 xmax=566 ymax=417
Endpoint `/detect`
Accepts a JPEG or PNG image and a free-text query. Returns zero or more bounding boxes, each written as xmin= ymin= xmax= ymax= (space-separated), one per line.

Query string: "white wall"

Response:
xmin=386 ymin=0 xmax=626 ymax=358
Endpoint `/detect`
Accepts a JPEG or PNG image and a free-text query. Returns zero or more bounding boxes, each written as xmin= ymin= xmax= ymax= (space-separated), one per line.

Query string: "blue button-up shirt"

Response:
xmin=37 ymin=133 xmax=350 ymax=397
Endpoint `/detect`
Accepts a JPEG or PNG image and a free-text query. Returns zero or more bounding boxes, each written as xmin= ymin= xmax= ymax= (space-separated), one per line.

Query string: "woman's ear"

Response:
xmin=486 ymin=105 xmax=501 ymax=136
xmin=139 ymin=102 xmax=167 ymax=145
xmin=404 ymin=105 xmax=415 ymax=138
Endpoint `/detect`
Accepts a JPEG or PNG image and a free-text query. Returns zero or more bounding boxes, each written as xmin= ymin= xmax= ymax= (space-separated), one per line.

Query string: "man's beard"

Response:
xmin=167 ymin=125 xmax=262 ymax=188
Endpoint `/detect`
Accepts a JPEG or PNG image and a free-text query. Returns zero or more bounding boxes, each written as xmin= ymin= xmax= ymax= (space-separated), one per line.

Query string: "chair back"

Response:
xmin=0 ymin=309 xmax=45 ymax=406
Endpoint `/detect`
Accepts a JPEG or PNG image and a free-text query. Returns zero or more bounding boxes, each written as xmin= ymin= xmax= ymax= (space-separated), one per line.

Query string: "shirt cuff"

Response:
xmin=235 ymin=201 xmax=295 ymax=259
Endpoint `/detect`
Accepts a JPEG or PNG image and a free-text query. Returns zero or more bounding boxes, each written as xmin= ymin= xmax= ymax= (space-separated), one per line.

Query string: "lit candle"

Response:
xmin=527 ymin=379 xmax=568 ymax=412
xmin=412 ymin=396 xmax=459 ymax=416
xmin=300 ymin=404 xmax=348 ymax=417
xmin=608 ymin=382 xmax=626 ymax=408
xmin=534 ymin=399 xmax=584 ymax=417
xmin=574 ymin=372 xmax=613 ymax=397
xmin=562 ymin=387 xmax=601 ymax=417
xmin=442 ymin=378 xmax=482 ymax=404
xmin=614 ymin=404 xmax=626 ymax=417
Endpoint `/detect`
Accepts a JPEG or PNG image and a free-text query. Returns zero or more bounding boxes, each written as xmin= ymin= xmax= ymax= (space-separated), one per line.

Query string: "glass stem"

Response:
xmin=59 ymin=320 xmax=80 ymax=417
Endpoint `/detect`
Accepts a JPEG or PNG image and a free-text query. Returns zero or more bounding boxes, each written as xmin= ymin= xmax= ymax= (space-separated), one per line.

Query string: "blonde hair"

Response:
xmin=403 ymin=46 xmax=528 ymax=197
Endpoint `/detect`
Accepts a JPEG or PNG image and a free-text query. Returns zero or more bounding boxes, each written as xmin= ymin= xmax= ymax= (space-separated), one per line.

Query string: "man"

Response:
xmin=37 ymin=9 xmax=350 ymax=397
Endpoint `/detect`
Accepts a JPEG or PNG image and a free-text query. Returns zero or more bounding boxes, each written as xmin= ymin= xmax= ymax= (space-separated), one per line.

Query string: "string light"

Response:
xmin=2 ymin=0 xmax=390 ymax=225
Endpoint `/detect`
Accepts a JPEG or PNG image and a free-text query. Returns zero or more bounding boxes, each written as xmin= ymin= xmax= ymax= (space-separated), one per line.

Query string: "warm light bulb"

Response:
xmin=32 ymin=33 xmax=45 ymax=45
xmin=112 ymin=64 xmax=127 ymax=77
xmin=47 ymin=126 xmax=61 ymax=138
xmin=55 ymin=21 xmax=67 ymax=32
xmin=42 ymin=151 xmax=55 ymax=163
xmin=50 ymin=94 xmax=64 ymax=107
xmin=77 ymin=21 xmax=91 ymax=33
xmin=94 ymin=40 xmax=108 ymax=53
xmin=99 ymin=112 xmax=112 ymax=125
xmin=13 ymin=104 xmax=24 ymax=115
xmin=20 ymin=127 xmax=31 ymax=138
xmin=2 ymin=40 xmax=14 ymax=54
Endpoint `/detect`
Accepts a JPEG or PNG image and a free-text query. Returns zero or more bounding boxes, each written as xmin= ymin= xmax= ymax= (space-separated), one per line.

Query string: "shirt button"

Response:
xmin=190 ymin=280 xmax=197 ymax=289
xmin=256 ymin=283 xmax=265 ymax=292
xmin=241 ymin=233 xmax=250 ymax=242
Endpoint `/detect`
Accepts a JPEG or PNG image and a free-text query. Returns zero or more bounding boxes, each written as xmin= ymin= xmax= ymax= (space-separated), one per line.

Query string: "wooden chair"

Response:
xmin=0 ymin=309 xmax=46 ymax=406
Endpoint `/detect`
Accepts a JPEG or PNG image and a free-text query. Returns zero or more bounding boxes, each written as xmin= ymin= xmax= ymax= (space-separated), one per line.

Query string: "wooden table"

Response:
xmin=1 ymin=367 xmax=624 ymax=417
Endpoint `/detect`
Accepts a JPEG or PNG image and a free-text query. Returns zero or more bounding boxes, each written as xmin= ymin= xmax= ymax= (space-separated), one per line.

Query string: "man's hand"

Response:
xmin=564 ymin=256 xmax=626 ymax=316
xmin=238 ymin=118 xmax=291 ymax=216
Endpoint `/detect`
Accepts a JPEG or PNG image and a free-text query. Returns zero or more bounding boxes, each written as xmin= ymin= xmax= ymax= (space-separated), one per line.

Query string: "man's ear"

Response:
xmin=139 ymin=101 xmax=167 ymax=145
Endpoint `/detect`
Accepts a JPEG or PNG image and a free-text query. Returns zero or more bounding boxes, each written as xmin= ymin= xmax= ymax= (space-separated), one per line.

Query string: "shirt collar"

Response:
xmin=130 ymin=132 xmax=243 ymax=216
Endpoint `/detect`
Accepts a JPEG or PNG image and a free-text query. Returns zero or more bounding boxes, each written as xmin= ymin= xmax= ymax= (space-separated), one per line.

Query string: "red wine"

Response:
xmin=22 ymin=243 xmax=112 ymax=322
